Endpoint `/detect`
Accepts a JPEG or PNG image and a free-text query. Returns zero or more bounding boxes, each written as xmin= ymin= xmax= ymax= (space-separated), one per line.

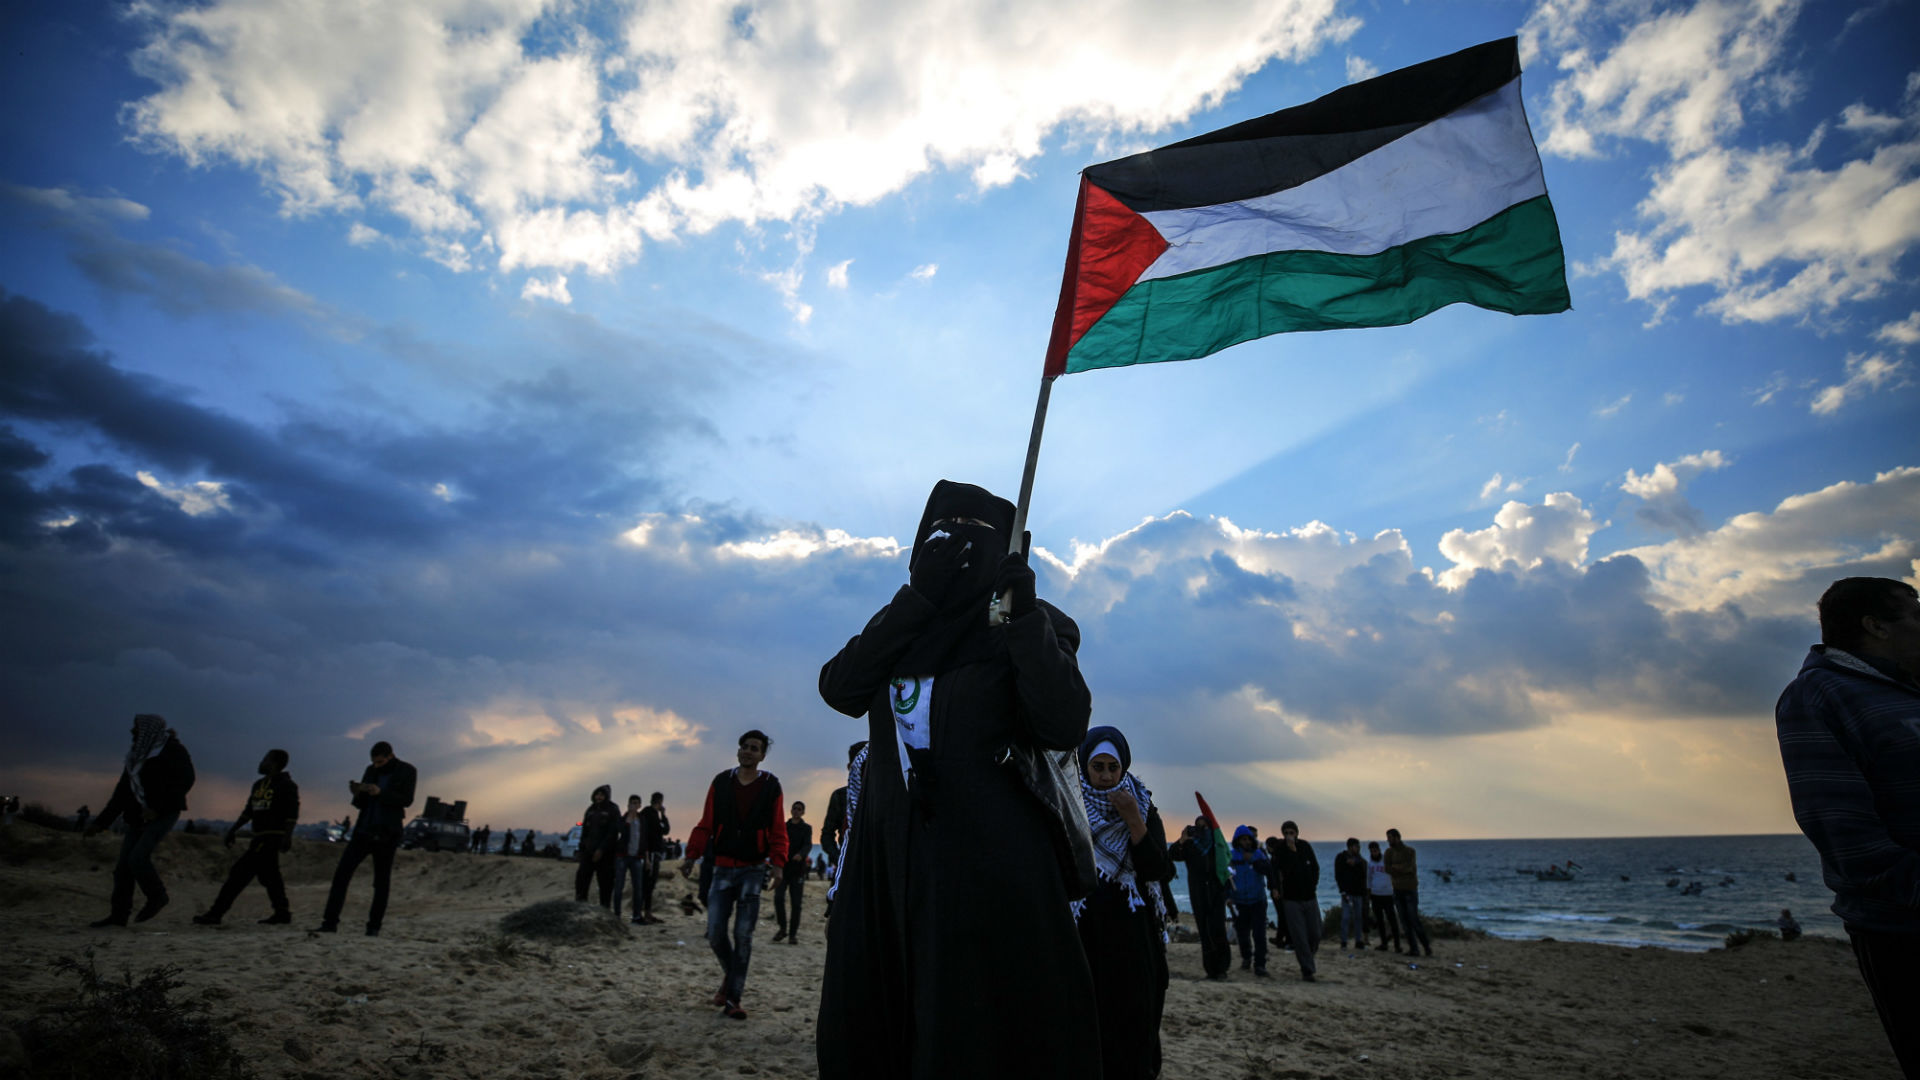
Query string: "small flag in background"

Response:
xmin=1195 ymin=791 xmax=1231 ymax=887
xmin=1045 ymin=37 xmax=1570 ymax=377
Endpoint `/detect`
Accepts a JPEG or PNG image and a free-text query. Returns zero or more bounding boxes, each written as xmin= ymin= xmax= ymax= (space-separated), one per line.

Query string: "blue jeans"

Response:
xmin=111 ymin=813 xmax=179 ymax=918
xmin=1232 ymin=901 xmax=1268 ymax=971
xmin=706 ymin=865 xmax=764 ymax=1002
xmin=1395 ymin=888 xmax=1431 ymax=951
xmin=612 ymin=854 xmax=647 ymax=918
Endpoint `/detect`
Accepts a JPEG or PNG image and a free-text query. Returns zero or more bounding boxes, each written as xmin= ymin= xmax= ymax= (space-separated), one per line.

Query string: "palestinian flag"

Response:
xmin=1044 ymin=37 xmax=1569 ymax=377
xmin=1194 ymin=791 xmax=1230 ymax=887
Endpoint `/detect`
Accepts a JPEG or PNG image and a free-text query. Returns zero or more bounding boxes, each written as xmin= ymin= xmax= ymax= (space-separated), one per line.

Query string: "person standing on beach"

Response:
xmin=1169 ymin=816 xmax=1232 ymax=979
xmin=574 ymin=785 xmax=621 ymax=908
xmin=820 ymin=741 xmax=864 ymax=919
xmin=1776 ymin=576 xmax=1920 ymax=1076
xmin=315 ymin=740 xmax=416 ymax=936
xmin=613 ymin=795 xmax=648 ymax=922
xmin=772 ymin=801 xmax=812 ymax=944
xmin=1227 ymin=825 xmax=1272 ymax=977
xmin=193 ymin=749 xmax=300 ymax=926
xmin=1270 ymin=821 xmax=1322 ymax=980
xmin=500 ymin=828 xmax=514 ymax=855
xmin=815 ymin=479 xmax=1098 ymax=1078
xmin=1334 ymin=837 xmax=1370 ymax=950
xmin=1383 ymin=828 xmax=1432 ymax=957
xmin=85 ymin=714 xmax=196 ymax=927
xmin=682 ymin=729 xmax=787 ymax=1020
xmin=1367 ymin=841 xmax=1403 ymax=952
xmin=636 ymin=792 xmax=669 ymax=923
xmin=1073 ymin=725 xmax=1172 ymax=1080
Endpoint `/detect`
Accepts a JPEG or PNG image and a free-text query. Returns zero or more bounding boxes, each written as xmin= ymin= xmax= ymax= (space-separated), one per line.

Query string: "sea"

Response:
xmin=1164 ymin=834 xmax=1842 ymax=952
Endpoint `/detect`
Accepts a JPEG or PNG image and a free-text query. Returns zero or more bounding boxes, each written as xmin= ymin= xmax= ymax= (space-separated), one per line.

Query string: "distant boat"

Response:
xmin=1535 ymin=861 xmax=1581 ymax=882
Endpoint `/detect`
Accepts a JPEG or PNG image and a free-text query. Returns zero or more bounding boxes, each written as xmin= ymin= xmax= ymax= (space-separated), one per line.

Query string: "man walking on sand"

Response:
xmin=1334 ymin=837 xmax=1370 ymax=950
xmin=772 ymin=800 xmax=812 ymax=944
xmin=194 ymin=749 xmax=300 ymax=926
xmin=681 ymin=729 xmax=788 ymax=1019
xmin=1384 ymin=828 xmax=1432 ymax=957
xmin=86 ymin=714 xmax=196 ymax=927
xmin=315 ymin=741 xmax=416 ymax=936
xmin=1271 ymin=820 xmax=1322 ymax=980
xmin=637 ymin=791 xmax=669 ymax=924
xmin=1777 ymin=577 xmax=1920 ymax=1077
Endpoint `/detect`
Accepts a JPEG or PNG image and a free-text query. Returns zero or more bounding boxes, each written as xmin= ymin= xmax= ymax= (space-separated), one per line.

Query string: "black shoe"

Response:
xmin=311 ymin=924 xmax=338 ymax=933
xmin=1240 ymin=959 xmax=1251 ymax=971
xmin=786 ymin=936 xmax=798 ymax=945
xmin=259 ymin=912 xmax=291 ymax=925
xmin=365 ymin=926 xmax=380 ymax=937
xmin=1423 ymin=947 xmax=1433 ymax=957
xmin=89 ymin=915 xmax=128 ymax=928
xmin=1206 ymin=972 xmax=1231 ymax=982
xmin=1254 ymin=968 xmax=1270 ymax=978
xmin=772 ymin=929 xmax=787 ymax=942
xmin=133 ymin=895 xmax=169 ymax=923
xmin=1303 ymin=972 xmax=1316 ymax=982
xmin=192 ymin=913 xmax=222 ymax=926
xmin=1357 ymin=942 xmax=1369 ymax=950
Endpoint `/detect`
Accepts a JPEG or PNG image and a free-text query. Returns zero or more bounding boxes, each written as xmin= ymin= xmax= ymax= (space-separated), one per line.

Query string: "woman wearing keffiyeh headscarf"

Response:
xmin=816 ymin=479 xmax=1097 ymax=1080
xmin=1073 ymin=725 xmax=1172 ymax=1080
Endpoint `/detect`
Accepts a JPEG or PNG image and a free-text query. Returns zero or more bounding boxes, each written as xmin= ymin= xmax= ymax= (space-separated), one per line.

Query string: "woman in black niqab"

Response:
xmin=816 ymin=480 xmax=1100 ymax=1080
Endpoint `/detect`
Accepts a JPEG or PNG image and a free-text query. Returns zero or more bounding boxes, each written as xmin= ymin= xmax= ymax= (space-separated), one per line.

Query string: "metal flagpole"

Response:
xmin=1009 ymin=374 xmax=1055 ymax=556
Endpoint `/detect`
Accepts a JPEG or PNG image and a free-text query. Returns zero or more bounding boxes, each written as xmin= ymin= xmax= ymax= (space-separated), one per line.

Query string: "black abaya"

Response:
xmin=1076 ymin=807 xmax=1171 ymax=1080
xmin=816 ymin=584 xmax=1099 ymax=1080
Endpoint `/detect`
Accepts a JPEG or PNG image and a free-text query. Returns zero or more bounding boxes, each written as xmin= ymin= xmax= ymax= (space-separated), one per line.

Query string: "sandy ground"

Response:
xmin=0 ymin=822 xmax=1899 ymax=1079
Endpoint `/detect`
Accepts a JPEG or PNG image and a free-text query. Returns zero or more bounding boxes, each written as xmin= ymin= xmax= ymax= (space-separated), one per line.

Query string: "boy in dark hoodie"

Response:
xmin=194 ymin=749 xmax=300 ymax=926
xmin=1227 ymin=825 xmax=1272 ymax=977
xmin=575 ymin=784 xmax=622 ymax=908
xmin=86 ymin=714 xmax=196 ymax=927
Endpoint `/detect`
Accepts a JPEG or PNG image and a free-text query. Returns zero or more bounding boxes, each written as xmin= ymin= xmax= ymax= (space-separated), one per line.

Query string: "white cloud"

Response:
xmin=825 ymin=258 xmax=852 ymax=289
xmin=1621 ymin=449 xmax=1729 ymax=535
xmin=1436 ymin=492 xmax=1601 ymax=589
xmin=1478 ymin=472 xmax=1526 ymax=500
xmin=1345 ymin=54 xmax=1378 ymax=82
xmin=1618 ymin=465 xmax=1920 ymax=615
xmin=1809 ymin=352 xmax=1910 ymax=415
xmin=346 ymin=222 xmax=384 ymax=246
xmin=127 ymin=0 xmax=1361 ymax=280
xmin=135 ymin=471 xmax=234 ymax=516
xmin=1559 ymin=442 xmax=1580 ymax=473
xmin=908 ymin=263 xmax=938 ymax=282
xmin=1526 ymin=0 xmax=1920 ymax=325
xmin=1595 ymin=393 xmax=1631 ymax=417
xmin=520 ymin=273 xmax=572 ymax=305
xmin=1875 ymin=310 xmax=1920 ymax=345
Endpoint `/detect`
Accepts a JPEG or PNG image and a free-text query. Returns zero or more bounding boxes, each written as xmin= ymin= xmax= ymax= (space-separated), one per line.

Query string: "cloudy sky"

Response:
xmin=3 ymin=0 xmax=1915 ymax=841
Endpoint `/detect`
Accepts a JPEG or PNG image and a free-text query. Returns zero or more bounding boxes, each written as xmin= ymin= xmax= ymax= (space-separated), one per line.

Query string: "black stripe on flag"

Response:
xmin=1085 ymin=37 xmax=1522 ymax=213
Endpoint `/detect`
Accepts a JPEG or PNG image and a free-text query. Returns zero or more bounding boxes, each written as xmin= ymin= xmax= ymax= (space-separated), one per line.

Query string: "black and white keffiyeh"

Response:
xmin=124 ymin=714 xmax=170 ymax=811
xmin=1070 ymin=769 xmax=1170 ymax=940
xmin=826 ymin=744 xmax=869 ymax=902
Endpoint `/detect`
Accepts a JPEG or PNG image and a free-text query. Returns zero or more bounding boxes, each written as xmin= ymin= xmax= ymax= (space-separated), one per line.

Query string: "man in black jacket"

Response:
xmin=1270 ymin=820 xmax=1322 ymax=980
xmin=1332 ymin=836 xmax=1370 ymax=949
xmin=575 ymin=785 xmax=621 ymax=907
xmin=315 ymin=741 xmax=416 ymax=936
xmin=86 ymin=714 xmax=196 ymax=927
xmin=194 ymin=749 xmax=301 ymax=926
xmin=636 ymin=791 xmax=669 ymax=924
xmin=1168 ymin=817 xmax=1232 ymax=979
xmin=772 ymin=800 xmax=812 ymax=944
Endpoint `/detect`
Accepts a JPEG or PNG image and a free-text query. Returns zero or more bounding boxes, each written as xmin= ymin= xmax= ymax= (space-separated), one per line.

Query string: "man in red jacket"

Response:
xmin=681 ymin=729 xmax=787 ymax=1019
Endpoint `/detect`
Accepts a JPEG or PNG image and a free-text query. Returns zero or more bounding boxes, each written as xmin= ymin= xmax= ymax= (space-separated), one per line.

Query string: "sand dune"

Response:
xmin=0 ymin=823 xmax=1898 ymax=1078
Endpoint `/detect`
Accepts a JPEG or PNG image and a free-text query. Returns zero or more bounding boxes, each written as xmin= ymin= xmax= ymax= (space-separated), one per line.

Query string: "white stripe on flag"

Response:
xmin=1137 ymin=79 xmax=1546 ymax=281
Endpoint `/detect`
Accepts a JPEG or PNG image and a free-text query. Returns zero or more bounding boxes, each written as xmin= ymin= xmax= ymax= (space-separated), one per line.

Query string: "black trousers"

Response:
xmin=576 ymin=854 xmax=614 ymax=907
xmin=321 ymin=829 xmax=399 ymax=931
xmin=1192 ymin=883 xmax=1232 ymax=977
xmin=774 ymin=870 xmax=805 ymax=936
xmin=1849 ymin=927 xmax=1920 ymax=1078
xmin=1369 ymin=893 xmax=1401 ymax=948
xmin=109 ymin=814 xmax=178 ymax=919
xmin=208 ymin=835 xmax=289 ymax=918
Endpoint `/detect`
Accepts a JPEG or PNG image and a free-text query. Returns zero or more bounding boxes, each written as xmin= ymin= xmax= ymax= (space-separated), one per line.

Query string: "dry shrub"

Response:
xmin=21 ymin=949 xmax=256 ymax=1080
xmin=499 ymin=899 xmax=630 ymax=946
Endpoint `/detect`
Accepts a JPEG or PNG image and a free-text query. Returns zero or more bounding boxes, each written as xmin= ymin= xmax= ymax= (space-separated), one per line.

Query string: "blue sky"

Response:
xmin=3 ymin=0 xmax=1915 ymax=840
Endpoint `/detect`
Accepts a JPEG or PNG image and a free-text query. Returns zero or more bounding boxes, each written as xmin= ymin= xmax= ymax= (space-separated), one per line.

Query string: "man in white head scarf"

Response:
xmin=85 ymin=714 xmax=196 ymax=927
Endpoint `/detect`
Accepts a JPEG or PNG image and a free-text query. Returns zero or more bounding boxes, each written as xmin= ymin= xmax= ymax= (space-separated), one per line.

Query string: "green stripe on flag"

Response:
xmin=1064 ymin=194 xmax=1569 ymax=375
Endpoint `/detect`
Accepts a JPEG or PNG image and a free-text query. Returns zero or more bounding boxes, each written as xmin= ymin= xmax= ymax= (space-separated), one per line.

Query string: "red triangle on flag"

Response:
xmin=1044 ymin=178 xmax=1169 ymax=376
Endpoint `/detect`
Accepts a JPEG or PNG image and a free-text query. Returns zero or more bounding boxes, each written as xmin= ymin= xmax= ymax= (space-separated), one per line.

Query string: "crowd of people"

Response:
xmin=46 ymin=475 xmax=1918 ymax=1080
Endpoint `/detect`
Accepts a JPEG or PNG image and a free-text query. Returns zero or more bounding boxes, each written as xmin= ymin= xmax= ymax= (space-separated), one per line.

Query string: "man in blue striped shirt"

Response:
xmin=1777 ymin=576 xmax=1920 ymax=1077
